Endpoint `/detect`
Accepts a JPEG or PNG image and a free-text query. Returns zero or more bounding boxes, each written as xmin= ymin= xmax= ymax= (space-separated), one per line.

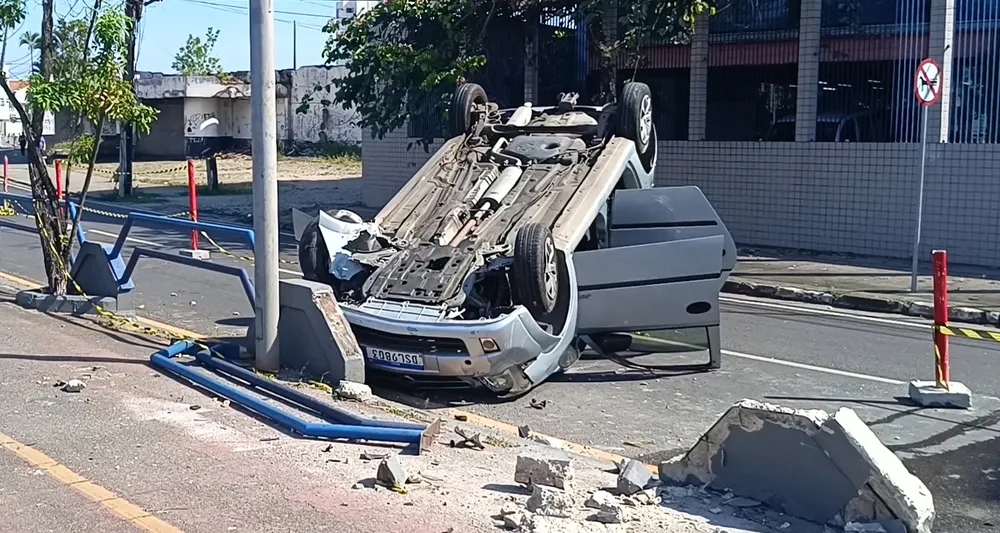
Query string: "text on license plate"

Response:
xmin=365 ymin=348 xmax=425 ymax=369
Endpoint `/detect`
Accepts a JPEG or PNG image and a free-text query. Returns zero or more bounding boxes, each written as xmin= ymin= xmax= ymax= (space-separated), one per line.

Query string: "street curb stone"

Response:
xmin=15 ymin=289 xmax=135 ymax=318
xmin=723 ymin=279 xmax=997 ymax=327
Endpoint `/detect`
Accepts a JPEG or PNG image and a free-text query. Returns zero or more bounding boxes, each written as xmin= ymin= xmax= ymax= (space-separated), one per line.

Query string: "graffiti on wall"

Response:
xmin=185 ymin=112 xmax=218 ymax=135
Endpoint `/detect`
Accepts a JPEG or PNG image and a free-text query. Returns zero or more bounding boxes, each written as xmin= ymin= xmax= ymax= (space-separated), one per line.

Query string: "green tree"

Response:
xmin=299 ymin=0 xmax=713 ymax=147
xmin=18 ymin=30 xmax=39 ymax=72
xmin=171 ymin=27 xmax=222 ymax=76
xmin=0 ymin=2 xmax=158 ymax=295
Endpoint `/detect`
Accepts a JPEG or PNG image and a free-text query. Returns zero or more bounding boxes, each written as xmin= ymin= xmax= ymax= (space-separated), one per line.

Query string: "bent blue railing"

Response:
xmin=110 ymin=212 xmax=256 ymax=260
xmin=123 ymin=246 xmax=255 ymax=309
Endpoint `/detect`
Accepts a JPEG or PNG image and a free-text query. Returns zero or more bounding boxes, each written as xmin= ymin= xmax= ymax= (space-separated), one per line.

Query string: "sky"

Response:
xmin=3 ymin=0 xmax=339 ymax=79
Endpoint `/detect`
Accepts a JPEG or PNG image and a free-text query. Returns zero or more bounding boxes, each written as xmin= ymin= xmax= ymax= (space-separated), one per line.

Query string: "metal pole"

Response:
xmin=910 ymin=105 xmax=929 ymax=292
xmin=292 ymin=21 xmax=297 ymax=70
xmin=250 ymin=0 xmax=280 ymax=371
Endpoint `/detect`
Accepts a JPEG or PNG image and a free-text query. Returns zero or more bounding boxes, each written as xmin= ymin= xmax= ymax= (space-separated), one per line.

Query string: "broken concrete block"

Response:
xmin=908 ymin=380 xmax=972 ymax=409
xmin=335 ymin=380 xmax=372 ymax=402
xmin=501 ymin=512 xmax=527 ymax=530
xmin=660 ymin=485 xmax=695 ymax=500
xmin=514 ymin=450 xmax=574 ymax=490
xmin=825 ymin=408 xmax=934 ymax=533
xmin=657 ymin=399 xmax=934 ymax=533
xmin=525 ymin=484 xmax=574 ymax=518
xmin=62 ymin=379 xmax=86 ymax=393
xmin=845 ymin=522 xmax=888 ymax=533
xmin=616 ymin=458 xmax=656 ymax=496
xmin=584 ymin=490 xmax=619 ymax=512
xmin=376 ymin=455 xmax=408 ymax=489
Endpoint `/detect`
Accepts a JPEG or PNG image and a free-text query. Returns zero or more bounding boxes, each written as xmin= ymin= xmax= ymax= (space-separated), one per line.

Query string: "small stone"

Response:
xmin=584 ymin=490 xmax=619 ymax=512
xmin=525 ymin=484 xmax=574 ymax=518
xmin=189 ymin=300 xmax=197 ymax=306
xmin=61 ymin=379 xmax=86 ymax=393
xmin=232 ymin=311 xmax=240 ymax=316
xmin=376 ymin=455 xmax=408 ymax=489
xmin=616 ymin=459 xmax=655 ymax=496
xmin=590 ymin=507 xmax=632 ymax=524
xmin=189 ymin=405 xmax=201 ymax=411
xmin=501 ymin=512 xmax=527 ymax=530
xmin=845 ymin=522 xmax=888 ymax=533
xmin=709 ymin=507 xmax=723 ymax=514
xmin=779 ymin=523 xmax=791 ymax=530
xmin=335 ymin=381 xmax=373 ymax=402
xmin=514 ymin=450 xmax=574 ymax=490
xmin=726 ymin=497 xmax=761 ymax=508
xmin=170 ymin=292 xmax=178 ymax=297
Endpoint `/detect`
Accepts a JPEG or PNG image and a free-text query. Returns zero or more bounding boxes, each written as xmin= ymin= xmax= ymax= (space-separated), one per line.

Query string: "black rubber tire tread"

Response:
xmin=617 ymin=82 xmax=657 ymax=172
xmin=513 ymin=223 xmax=558 ymax=317
xmin=451 ymin=83 xmax=488 ymax=137
xmin=298 ymin=219 xmax=337 ymax=286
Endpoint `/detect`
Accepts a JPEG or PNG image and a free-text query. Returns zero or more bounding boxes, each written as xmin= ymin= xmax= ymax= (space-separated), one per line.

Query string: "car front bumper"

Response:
xmin=340 ymin=302 xmax=562 ymax=389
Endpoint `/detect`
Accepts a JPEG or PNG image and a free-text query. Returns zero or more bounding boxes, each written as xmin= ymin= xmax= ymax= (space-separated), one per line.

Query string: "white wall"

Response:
xmin=289 ymin=65 xmax=360 ymax=145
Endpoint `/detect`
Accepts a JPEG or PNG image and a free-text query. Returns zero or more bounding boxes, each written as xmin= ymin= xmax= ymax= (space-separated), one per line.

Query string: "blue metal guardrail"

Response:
xmin=110 ymin=211 xmax=255 ymax=260
xmin=123 ymin=246 xmax=255 ymax=309
xmin=151 ymin=340 xmax=438 ymax=453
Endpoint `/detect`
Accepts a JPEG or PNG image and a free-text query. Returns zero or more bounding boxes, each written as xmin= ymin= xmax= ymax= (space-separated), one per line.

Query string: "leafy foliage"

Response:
xmin=49 ymin=19 xmax=91 ymax=83
xmin=299 ymin=0 xmax=713 ymax=146
xmin=172 ymin=27 xmax=223 ymax=76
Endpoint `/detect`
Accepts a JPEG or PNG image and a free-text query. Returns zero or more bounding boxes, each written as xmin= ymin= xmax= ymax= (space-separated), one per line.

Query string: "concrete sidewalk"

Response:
xmin=727 ymin=246 xmax=1000 ymax=326
xmin=0 ymin=288 xmax=798 ymax=533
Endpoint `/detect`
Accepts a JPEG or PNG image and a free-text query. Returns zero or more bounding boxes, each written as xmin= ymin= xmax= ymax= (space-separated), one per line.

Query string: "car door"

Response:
xmin=573 ymin=186 xmax=736 ymax=336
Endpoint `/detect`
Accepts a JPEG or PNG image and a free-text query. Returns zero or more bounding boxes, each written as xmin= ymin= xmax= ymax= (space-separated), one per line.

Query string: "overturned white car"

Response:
xmin=294 ymin=82 xmax=736 ymax=396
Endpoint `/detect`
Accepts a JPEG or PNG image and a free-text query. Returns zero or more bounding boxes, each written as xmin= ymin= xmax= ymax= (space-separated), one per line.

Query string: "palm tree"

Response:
xmin=19 ymin=32 xmax=40 ymax=74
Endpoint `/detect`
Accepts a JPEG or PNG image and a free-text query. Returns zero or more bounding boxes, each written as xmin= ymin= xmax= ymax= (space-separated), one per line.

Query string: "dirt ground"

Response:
xmin=87 ymin=154 xmax=368 ymax=231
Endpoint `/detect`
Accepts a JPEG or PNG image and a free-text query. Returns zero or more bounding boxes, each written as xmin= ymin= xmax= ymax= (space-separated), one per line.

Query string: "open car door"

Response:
xmin=572 ymin=186 xmax=736 ymax=370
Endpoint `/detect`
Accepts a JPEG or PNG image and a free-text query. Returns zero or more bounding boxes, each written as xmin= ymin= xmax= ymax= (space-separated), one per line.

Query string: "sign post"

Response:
xmin=910 ymin=58 xmax=942 ymax=292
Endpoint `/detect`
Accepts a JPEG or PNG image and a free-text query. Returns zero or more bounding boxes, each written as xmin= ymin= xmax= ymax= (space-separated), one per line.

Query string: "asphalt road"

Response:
xmin=1 ymin=206 xmax=998 ymax=532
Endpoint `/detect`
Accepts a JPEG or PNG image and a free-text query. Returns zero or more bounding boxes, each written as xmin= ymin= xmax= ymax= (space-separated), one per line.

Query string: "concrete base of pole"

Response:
xmin=908 ymin=380 xmax=972 ymax=409
xmin=179 ymin=249 xmax=211 ymax=260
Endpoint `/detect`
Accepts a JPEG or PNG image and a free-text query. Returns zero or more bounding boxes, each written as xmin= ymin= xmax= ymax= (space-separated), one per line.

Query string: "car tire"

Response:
xmin=451 ymin=82 xmax=488 ymax=137
xmin=513 ymin=223 xmax=560 ymax=318
xmin=617 ymin=82 xmax=657 ymax=173
xmin=298 ymin=218 xmax=336 ymax=286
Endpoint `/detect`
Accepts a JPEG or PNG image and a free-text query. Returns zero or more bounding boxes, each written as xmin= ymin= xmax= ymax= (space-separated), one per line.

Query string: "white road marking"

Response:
xmin=720 ymin=295 xmax=932 ymax=331
xmin=722 ymin=349 xmax=907 ymax=385
xmin=89 ymin=228 xmax=160 ymax=247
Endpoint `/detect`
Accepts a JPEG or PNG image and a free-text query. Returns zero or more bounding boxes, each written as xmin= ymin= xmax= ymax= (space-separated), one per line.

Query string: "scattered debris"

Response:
xmin=845 ymin=522 xmax=890 ymax=533
xmin=529 ymin=398 xmax=548 ymax=410
xmin=514 ymin=450 xmax=574 ymax=490
xmin=525 ymin=484 xmax=574 ymax=518
xmin=590 ymin=506 xmax=632 ymax=524
xmin=52 ymin=380 xmax=66 ymax=388
xmin=259 ymin=437 xmax=279 ymax=442
xmin=360 ymin=452 xmax=388 ymax=461
xmin=453 ymin=413 xmax=468 ymax=422
xmin=502 ymin=512 xmax=527 ymax=530
xmin=616 ymin=459 xmax=656 ymax=496
xmin=334 ymin=381 xmax=372 ymax=402
xmin=189 ymin=405 xmax=202 ymax=411
xmin=322 ymin=444 xmax=333 ymax=453
xmin=486 ymin=435 xmax=517 ymax=448
xmin=376 ymin=455 xmax=408 ymax=490
xmin=623 ymin=440 xmax=654 ymax=448
xmin=517 ymin=425 xmax=531 ymax=438
xmin=326 ymin=458 xmax=350 ymax=464
xmin=450 ymin=427 xmax=485 ymax=450
xmin=170 ymin=292 xmax=178 ymax=297
xmin=189 ymin=300 xmax=197 ymax=306
xmin=584 ymin=490 xmax=619 ymax=512
xmin=61 ymin=379 xmax=86 ymax=393
xmin=709 ymin=507 xmax=723 ymax=514
xmin=660 ymin=485 xmax=695 ymax=500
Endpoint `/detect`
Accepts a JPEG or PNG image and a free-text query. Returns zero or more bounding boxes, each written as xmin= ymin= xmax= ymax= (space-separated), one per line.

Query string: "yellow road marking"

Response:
xmin=0 ymin=433 xmax=187 ymax=533
xmin=0 ymin=269 xmax=662 ymax=477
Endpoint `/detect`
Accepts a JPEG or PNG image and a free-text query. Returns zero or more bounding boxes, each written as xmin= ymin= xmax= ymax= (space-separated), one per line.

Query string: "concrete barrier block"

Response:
xmin=69 ymin=242 xmax=133 ymax=298
xmin=16 ymin=289 xmax=134 ymax=318
xmin=266 ymin=278 xmax=365 ymax=384
xmin=659 ymin=399 xmax=934 ymax=532
xmin=908 ymin=380 xmax=972 ymax=409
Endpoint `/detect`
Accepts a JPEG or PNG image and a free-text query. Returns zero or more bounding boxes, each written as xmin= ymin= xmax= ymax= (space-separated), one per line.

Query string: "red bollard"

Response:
xmin=932 ymin=250 xmax=950 ymax=389
xmin=188 ymin=159 xmax=199 ymax=250
xmin=55 ymin=159 xmax=63 ymax=201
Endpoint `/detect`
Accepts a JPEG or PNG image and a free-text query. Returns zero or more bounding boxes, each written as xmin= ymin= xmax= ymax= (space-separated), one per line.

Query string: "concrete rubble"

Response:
xmin=616 ymin=458 xmax=656 ymax=495
xmin=658 ymin=399 xmax=935 ymax=533
xmin=515 ymin=450 xmax=575 ymax=490
xmin=375 ymin=455 xmax=408 ymax=489
xmin=526 ymin=484 xmax=575 ymax=518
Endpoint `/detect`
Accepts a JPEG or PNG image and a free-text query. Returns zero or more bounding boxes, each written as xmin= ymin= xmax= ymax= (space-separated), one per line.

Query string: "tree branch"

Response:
xmin=68 ymin=114 xmax=103 ymax=247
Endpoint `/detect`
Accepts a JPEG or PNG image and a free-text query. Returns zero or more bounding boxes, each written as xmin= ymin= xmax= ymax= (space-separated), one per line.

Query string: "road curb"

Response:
xmin=723 ymin=278 xmax=998 ymax=327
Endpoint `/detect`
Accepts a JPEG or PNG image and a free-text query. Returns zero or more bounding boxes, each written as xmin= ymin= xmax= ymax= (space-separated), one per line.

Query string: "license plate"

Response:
xmin=365 ymin=347 xmax=425 ymax=370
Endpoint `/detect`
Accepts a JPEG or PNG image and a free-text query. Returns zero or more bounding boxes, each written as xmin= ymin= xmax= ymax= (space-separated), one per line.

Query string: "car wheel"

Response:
xmin=513 ymin=223 xmax=560 ymax=318
xmin=451 ymin=82 xmax=488 ymax=137
xmin=298 ymin=219 xmax=336 ymax=285
xmin=617 ymin=82 xmax=657 ymax=173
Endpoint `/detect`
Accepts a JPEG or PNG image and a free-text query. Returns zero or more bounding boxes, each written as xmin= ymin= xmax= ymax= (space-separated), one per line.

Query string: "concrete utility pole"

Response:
xmin=120 ymin=0 xmax=142 ymax=197
xmin=250 ymin=0 xmax=281 ymax=371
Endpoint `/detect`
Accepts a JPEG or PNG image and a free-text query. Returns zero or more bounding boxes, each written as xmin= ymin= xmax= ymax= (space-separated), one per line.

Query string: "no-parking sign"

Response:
xmin=914 ymin=58 xmax=942 ymax=107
